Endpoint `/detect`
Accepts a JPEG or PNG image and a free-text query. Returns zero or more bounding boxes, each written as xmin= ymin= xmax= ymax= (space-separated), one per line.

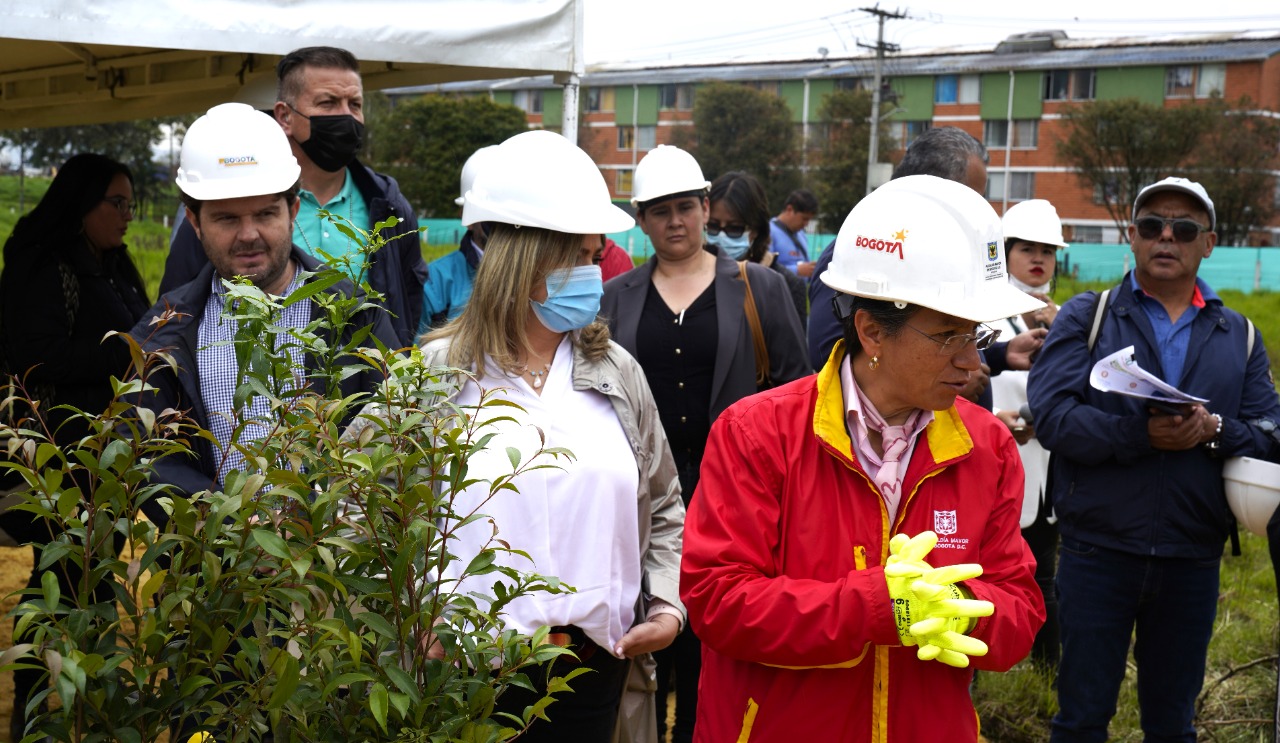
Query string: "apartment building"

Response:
xmin=392 ymin=30 xmax=1280 ymax=243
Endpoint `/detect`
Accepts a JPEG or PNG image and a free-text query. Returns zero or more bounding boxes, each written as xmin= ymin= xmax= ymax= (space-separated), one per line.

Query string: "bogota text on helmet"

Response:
xmin=821 ymin=174 xmax=1045 ymax=324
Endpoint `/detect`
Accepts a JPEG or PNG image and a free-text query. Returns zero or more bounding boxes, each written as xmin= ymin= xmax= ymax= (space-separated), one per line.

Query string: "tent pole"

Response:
xmin=557 ymin=72 xmax=580 ymax=145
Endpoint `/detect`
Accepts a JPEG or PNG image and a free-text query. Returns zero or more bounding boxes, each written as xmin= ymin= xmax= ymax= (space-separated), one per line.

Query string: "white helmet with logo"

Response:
xmin=1002 ymin=199 xmax=1068 ymax=249
xmin=630 ymin=144 xmax=710 ymax=206
xmin=821 ymin=175 xmax=1044 ymax=323
xmin=455 ymin=144 xmax=501 ymax=209
xmin=462 ymin=130 xmax=633 ymax=234
xmin=176 ymin=103 xmax=300 ymax=201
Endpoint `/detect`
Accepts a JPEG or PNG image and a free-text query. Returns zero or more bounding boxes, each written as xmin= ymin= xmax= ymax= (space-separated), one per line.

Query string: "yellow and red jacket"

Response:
xmin=680 ymin=343 xmax=1045 ymax=743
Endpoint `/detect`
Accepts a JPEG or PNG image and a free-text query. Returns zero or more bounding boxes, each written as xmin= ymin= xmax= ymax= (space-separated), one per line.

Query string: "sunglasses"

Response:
xmin=1134 ymin=216 xmax=1208 ymax=243
xmin=706 ymin=221 xmax=747 ymax=239
xmin=102 ymin=195 xmax=136 ymax=218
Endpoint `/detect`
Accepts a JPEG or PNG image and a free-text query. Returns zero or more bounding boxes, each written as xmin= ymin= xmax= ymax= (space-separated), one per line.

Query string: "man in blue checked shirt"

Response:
xmin=129 ymin=102 xmax=398 ymax=521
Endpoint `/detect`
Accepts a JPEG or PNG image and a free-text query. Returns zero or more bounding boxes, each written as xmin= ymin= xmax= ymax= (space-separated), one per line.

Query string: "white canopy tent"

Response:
xmin=0 ymin=0 xmax=583 ymax=141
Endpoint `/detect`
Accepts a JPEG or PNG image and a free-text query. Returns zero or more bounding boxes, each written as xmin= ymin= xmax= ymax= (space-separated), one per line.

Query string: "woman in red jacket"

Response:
xmin=680 ymin=175 xmax=1047 ymax=743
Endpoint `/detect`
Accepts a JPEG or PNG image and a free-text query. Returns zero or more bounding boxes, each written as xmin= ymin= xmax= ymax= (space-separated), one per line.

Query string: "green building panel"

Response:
xmin=780 ymin=80 xmax=835 ymax=122
xmin=979 ymin=71 xmax=1043 ymax=119
xmin=614 ymin=85 xmax=660 ymax=126
xmin=491 ymin=90 xmax=513 ymax=106
xmin=802 ymin=79 xmax=837 ymax=121
xmin=781 ymin=80 xmax=805 ymax=122
xmin=542 ymin=88 xmax=564 ymax=128
xmin=1096 ymin=66 xmax=1164 ymax=105
xmin=888 ymin=76 xmax=934 ymax=121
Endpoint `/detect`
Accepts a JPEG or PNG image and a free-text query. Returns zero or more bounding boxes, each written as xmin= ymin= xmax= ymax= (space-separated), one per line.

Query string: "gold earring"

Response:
xmin=869 ymin=355 xmax=879 ymax=371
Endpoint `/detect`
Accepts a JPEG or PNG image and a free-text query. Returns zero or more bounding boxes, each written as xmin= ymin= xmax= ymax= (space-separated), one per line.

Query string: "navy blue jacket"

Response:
xmin=132 ymin=246 xmax=400 ymax=523
xmin=160 ymin=160 xmax=428 ymax=348
xmin=1027 ymin=273 xmax=1280 ymax=559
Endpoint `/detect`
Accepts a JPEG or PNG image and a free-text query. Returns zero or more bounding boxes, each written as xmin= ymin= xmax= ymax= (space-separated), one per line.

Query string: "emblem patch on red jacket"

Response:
xmin=934 ymin=510 xmax=957 ymax=535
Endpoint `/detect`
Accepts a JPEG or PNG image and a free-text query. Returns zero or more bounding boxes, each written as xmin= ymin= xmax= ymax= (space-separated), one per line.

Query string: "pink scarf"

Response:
xmin=845 ymin=360 xmax=929 ymax=520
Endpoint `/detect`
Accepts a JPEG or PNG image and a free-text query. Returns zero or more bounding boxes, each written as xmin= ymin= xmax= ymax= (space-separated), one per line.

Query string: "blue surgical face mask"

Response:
xmin=706 ymin=230 xmax=751 ymax=260
xmin=530 ymin=264 xmax=603 ymax=332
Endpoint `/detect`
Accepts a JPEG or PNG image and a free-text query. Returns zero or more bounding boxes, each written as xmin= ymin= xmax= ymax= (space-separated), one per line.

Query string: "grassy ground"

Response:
xmin=974 ymin=529 xmax=1279 ymax=742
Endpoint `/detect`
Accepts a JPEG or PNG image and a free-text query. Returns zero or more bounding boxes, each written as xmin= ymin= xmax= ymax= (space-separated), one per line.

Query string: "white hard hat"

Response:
xmin=455 ymin=144 xmax=501 ymax=209
xmin=820 ymin=175 xmax=1045 ymax=324
xmin=631 ymin=144 xmax=710 ymax=206
xmin=462 ymin=130 xmax=633 ymax=234
xmin=1133 ymin=176 xmax=1216 ymax=231
xmin=176 ymin=103 xmax=300 ymax=201
xmin=1223 ymin=456 xmax=1280 ymax=537
xmin=1002 ymin=199 xmax=1068 ymax=249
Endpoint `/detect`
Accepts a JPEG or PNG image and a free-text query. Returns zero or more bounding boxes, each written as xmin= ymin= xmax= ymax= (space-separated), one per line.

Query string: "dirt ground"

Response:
xmin=0 ymin=544 xmax=33 ymax=741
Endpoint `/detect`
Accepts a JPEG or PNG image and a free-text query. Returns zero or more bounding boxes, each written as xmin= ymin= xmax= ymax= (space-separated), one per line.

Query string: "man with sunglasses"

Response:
xmin=1027 ymin=177 xmax=1280 ymax=742
xmin=160 ymin=46 xmax=429 ymax=348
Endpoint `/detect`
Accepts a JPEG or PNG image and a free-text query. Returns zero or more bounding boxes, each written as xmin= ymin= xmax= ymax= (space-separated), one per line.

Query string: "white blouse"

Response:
xmin=447 ymin=336 xmax=642 ymax=654
xmin=990 ymin=314 xmax=1052 ymax=528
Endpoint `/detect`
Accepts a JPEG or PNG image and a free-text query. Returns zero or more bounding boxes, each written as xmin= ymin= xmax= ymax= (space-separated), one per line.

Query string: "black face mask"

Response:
xmin=290 ymin=105 xmax=365 ymax=172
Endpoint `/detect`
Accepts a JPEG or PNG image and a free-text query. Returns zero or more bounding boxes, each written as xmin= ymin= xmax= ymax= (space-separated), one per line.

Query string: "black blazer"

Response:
xmin=601 ymin=252 xmax=811 ymax=424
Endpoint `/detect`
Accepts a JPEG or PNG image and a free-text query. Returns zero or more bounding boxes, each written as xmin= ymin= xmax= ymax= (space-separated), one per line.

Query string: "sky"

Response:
xmin=582 ymin=0 xmax=1280 ymax=67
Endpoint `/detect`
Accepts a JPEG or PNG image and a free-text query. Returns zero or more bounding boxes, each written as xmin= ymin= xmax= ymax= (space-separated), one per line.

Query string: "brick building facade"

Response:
xmin=393 ymin=31 xmax=1280 ymax=244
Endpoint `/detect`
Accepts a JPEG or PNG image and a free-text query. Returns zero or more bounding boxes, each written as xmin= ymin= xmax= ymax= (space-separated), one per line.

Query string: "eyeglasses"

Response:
xmin=904 ymin=323 xmax=1001 ymax=356
xmin=1134 ymin=216 xmax=1208 ymax=243
xmin=102 ymin=196 xmax=136 ymax=218
xmin=706 ymin=221 xmax=747 ymax=239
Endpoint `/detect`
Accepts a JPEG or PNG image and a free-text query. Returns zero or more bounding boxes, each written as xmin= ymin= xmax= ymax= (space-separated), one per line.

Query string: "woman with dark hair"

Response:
xmin=707 ymin=171 xmax=807 ymax=324
xmin=0 ymin=152 xmax=151 ymax=738
xmin=681 ymin=176 xmax=1045 ymax=742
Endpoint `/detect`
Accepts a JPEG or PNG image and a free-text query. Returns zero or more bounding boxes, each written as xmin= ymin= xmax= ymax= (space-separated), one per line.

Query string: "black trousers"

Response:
xmin=492 ymin=629 xmax=629 ymax=743
xmin=1023 ymin=494 xmax=1060 ymax=670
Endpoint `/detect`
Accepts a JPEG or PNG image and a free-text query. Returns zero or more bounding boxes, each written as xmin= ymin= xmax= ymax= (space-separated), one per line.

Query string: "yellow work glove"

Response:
xmin=908 ymin=563 xmax=994 ymax=668
xmin=884 ymin=532 xmax=939 ymax=646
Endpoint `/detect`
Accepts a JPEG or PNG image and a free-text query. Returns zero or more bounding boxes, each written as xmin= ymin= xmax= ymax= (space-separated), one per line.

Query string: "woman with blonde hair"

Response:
xmin=421 ymin=130 xmax=685 ymax=743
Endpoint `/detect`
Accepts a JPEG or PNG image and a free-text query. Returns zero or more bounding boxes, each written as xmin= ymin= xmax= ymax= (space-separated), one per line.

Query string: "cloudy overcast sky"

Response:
xmin=583 ymin=0 xmax=1280 ymax=66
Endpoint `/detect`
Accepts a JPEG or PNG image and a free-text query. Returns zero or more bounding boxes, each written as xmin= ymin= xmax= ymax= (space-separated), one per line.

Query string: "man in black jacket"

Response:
xmin=159 ymin=46 xmax=427 ymax=348
xmin=134 ymin=102 xmax=398 ymax=518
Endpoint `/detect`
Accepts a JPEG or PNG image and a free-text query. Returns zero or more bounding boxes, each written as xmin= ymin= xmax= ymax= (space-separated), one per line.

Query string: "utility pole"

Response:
xmin=860 ymin=5 xmax=906 ymax=195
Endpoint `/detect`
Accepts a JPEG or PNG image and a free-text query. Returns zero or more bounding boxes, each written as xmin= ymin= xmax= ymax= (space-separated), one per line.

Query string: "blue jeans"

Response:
xmin=1050 ymin=537 xmax=1220 ymax=743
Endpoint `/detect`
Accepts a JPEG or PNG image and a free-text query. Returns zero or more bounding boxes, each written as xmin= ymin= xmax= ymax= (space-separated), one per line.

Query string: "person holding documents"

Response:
xmin=1027 ymin=177 xmax=1280 ymax=743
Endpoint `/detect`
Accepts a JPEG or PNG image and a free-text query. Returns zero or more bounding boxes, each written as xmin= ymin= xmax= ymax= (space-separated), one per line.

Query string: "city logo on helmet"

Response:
xmin=853 ymin=229 xmax=908 ymax=261
xmin=218 ymin=155 xmax=259 ymax=167
xmin=987 ymin=241 xmax=999 ymax=261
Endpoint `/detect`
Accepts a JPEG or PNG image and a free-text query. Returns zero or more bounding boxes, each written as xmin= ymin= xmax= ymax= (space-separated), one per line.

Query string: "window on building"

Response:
xmin=894 ymin=120 xmax=932 ymax=149
xmin=585 ymin=87 xmax=616 ymax=112
xmin=1197 ymin=63 xmax=1225 ymax=97
xmin=1072 ymin=225 xmax=1104 ymax=243
xmin=986 ymin=172 xmax=1035 ymax=202
xmin=751 ymin=80 xmax=782 ymax=96
xmin=512 ymin=89 xmax=544 ymax=113
xmin=618 ymin=125 xmax=656 ymax=151
xmin=1165 ymin=64 xmax=1227 ymax=99
xmin=616 ymin=169 xmax=634 ymax=196
xmin=983 ymin=119 xmax=1039 ymax=148
xmin=836 ymin=77 xmax=869 ymax=91
xmin=935 ymin=74 xmax=980 ymax=104
xmin=1044 ymin=69 xmax=1095 ymax=101
xmin=1165 ymin=66 xmax=1196 ymax=98
xmin=636 ymin=125 xmax=656 ymax=150
xmin=659 ymin=84 xmax=694 ymax=110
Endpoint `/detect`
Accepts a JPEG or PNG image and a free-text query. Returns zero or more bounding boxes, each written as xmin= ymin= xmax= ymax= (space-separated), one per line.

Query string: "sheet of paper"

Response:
xmin=1089 ymin=345 xmax=1208 ymax=405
